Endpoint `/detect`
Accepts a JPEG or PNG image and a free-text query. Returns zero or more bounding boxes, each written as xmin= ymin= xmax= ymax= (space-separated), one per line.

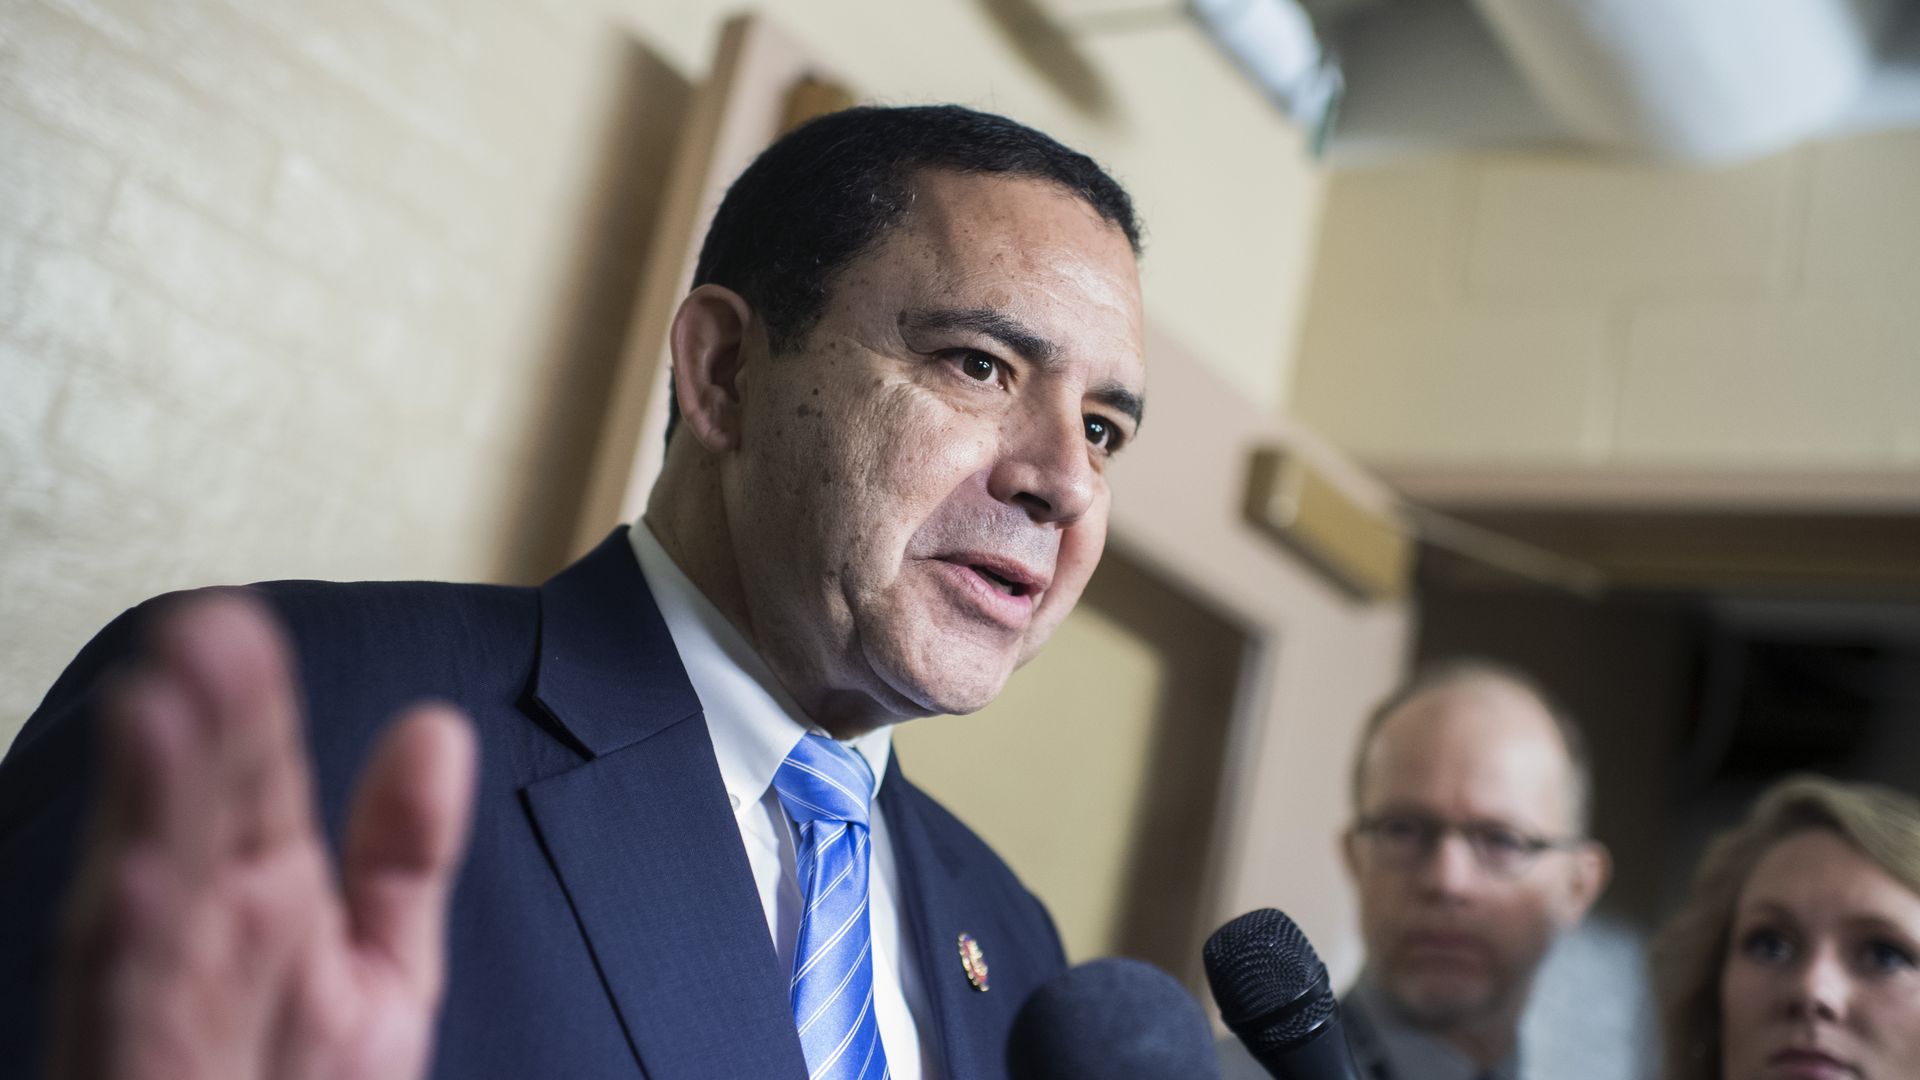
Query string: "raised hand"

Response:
xmin=48 ymin=593 xmax=477 ymax=1080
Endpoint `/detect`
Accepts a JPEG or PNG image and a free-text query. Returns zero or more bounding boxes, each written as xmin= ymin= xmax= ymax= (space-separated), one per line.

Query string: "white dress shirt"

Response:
xmin=628 ymin=522 xmax=940 ymax=1080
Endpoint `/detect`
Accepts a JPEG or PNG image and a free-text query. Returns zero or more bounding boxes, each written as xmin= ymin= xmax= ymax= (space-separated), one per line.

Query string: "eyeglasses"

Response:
xmin=1353 ymin=813 xmax=1585 ymax=879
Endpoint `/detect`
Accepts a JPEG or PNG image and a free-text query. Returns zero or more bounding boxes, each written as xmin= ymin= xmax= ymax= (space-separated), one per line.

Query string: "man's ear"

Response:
xmin=1559 ymin=840 xmax=1613 ymax=926
xmin=1339 ymin=825 xmax=1362 ymax=883
xmin=669 ymin=284 xmax=757 ymax=453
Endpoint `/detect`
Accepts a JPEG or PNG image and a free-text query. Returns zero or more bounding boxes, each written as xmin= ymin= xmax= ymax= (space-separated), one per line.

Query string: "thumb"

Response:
xmin=341 ymin=704 xmax=478 ymax=997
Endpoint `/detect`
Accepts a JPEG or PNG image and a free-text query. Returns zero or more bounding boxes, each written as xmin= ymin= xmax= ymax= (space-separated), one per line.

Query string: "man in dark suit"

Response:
xmin=0 ymin=105 xmax=1148 ymax=1080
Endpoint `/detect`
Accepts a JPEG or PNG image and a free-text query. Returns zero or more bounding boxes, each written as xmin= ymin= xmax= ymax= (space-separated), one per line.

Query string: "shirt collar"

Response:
xmin=627 ymin=520 xmax=892 ymax=814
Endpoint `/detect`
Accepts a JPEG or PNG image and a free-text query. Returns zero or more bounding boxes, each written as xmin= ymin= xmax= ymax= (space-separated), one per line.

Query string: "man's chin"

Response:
xmin=869 ymin=648 xmax=1018 ymax=718
xmin=856 ymin=611 xmax=1025 ymax=717
xmin=898 ymin=668 xmax=1015 ymax=717
xmin=1384 ymin=972 xmax=1502 ymax=1029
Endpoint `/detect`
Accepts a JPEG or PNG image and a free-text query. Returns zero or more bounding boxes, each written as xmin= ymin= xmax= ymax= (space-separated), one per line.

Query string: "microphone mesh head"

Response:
xmin=1202 ymin=908 xmax=1337 ymax=1054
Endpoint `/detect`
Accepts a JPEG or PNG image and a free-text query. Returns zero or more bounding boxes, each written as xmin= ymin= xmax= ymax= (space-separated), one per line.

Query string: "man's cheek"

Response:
xmin=1048 ymin=528 xmax=1105 ymax=612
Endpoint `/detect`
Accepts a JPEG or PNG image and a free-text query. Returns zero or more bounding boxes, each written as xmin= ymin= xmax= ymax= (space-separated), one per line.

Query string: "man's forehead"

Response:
xmin=899 ymin=176 xmax=1137 ymax=290
xmin=1384 ymin=680 xmax=1561 ymax=753
xmin=905 ymin=169 xmax=1128 ymax=245
xmin=882 ymin=178 xmax=1143 ymax=354
xmin=1363 ymin=687 xmax=1573 ymax=817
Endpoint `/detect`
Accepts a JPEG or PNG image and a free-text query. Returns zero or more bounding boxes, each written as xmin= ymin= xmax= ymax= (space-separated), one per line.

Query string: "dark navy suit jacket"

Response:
xmin=0 ymin=528 xmax=1068 ymax=1078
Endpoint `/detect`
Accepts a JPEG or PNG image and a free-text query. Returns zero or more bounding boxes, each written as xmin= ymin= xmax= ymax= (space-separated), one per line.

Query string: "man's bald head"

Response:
xmin=1351 ymin=659 xmax=1592 ymax=837
xmin=1342 ymin=659 xmax=1609 ymax=1055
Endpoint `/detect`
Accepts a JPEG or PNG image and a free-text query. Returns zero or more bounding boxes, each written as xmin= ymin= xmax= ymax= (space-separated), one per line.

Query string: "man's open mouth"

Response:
xmin=971 ymin=565 xmax=1031 ymax=597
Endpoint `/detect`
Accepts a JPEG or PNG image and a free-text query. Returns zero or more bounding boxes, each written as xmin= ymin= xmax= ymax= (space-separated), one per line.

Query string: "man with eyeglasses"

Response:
xmin=1333 ymin=659 xmax=1612 ymax=1080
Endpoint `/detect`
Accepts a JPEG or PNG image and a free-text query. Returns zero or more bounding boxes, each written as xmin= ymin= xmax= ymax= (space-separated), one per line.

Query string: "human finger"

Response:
xmin=340 ymin=704 xmax=477 ymax=998
xmin=149 ymin=591 xmax=314 ymax=858
xmin=93 ymin=665 xmax=213 ymax=866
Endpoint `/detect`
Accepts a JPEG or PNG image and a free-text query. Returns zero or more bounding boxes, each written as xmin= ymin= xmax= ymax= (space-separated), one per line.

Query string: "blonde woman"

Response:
xmin=1653 ymin=775 xmax=1920 ymax=1079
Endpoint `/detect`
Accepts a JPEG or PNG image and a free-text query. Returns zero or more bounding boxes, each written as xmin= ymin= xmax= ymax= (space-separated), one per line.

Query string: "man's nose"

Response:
xmin=1784 ymin=948 xmax=1849 ymax=1024
xmin=989 ymin=404 xmax=1095 ymax=526
xmin=1414 ymin=832 xmax=1482 ymax=897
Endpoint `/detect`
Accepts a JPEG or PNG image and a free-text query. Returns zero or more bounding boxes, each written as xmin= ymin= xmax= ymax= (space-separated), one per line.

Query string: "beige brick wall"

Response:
xmin=2 ymin=0 xmax=622 ymax=739
xmin=2 ymin=1 xmax=1324 ymax=775
xmin=1289 ymin=131 xmax=1920 ymax=469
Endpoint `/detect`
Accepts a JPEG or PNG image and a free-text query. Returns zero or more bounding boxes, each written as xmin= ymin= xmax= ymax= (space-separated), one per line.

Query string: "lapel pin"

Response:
xmin=957 ymin=932 xmax=989 ymax=992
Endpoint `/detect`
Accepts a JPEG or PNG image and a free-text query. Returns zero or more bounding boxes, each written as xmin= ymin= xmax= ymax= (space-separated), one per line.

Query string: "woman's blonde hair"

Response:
xmin=1652 ymin=774 xmax=1920 ymax=1080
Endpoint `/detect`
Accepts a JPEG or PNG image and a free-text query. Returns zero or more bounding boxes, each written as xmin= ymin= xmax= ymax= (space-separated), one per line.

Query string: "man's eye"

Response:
xmin=1740 ymin=927 xmax=1794 ymax=964
xmin=1475 ymin=827 xmax=1529 ymax=854
xmin=1085 ymin=416 xmax=1115 ymax=450
xmin=958 ymin=352 xmax=999 ymax=383
xmin=1376 ymin=817 xmax=1426 ymax=842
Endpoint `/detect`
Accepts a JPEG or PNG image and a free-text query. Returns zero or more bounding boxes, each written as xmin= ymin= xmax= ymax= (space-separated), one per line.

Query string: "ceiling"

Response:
xmin=1313 ymin=0 xmax=1920 ymax=165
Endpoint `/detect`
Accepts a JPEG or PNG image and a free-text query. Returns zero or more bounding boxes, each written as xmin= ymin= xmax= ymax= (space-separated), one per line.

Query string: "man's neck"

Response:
xmin=1422 ymin=988 xmax=1525 ymax=1072
xmin=643 ymin=463 xmax=900 ymax=740
xmin=644 ymin=471 xmax=752 ymax=648
xmin=1364 ymin=976 xmax=1522 ymax=1072
xmin=1432 ymin=1017 xmax=1517 ymax=1072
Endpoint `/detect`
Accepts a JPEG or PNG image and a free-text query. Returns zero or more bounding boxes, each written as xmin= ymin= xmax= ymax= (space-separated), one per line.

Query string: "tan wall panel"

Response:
xmin=1306 ymin=157 xmax=1467 ymax=309
xmin=1293 ymin=298 xmax=1613 ymax=462
xmin=1465 ymin=152 xmax=1800 ymax=300
xmin=1291 ymin=129 xmax=1920 ymax=473
xmin=1620 ymin=296 xmax=1920 ymax=463
xmin=1804 ymin=129 xmax=1920 ymax=288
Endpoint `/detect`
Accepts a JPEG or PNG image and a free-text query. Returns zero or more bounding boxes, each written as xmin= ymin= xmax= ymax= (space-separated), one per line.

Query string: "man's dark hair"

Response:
xmin=668 ymin=104 xmax=1141 ymax=441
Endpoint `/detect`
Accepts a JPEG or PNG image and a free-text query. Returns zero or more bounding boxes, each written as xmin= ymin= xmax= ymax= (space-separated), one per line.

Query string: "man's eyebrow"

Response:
xmin=900 ymin=308 xmax=1057 ymax=365
xmin=900 ymin=307 xmax=1144 ymax=427
xmin=1090 ymin=382 xmax=1144 ymax=428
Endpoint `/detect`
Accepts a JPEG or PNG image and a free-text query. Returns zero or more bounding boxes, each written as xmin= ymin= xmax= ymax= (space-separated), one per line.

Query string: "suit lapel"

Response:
xmin=880 ymin=758 xmax=993 ymax=1080
xmin=520 ymin=529 xmax=807 ymax=1080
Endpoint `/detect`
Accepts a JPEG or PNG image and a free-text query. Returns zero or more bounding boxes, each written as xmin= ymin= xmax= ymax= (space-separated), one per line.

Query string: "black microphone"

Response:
xmin=1006 ymin=957 xmax=1222 ymax=1079
xmin=1203 ymin=909 xmax=1361 ymax=1080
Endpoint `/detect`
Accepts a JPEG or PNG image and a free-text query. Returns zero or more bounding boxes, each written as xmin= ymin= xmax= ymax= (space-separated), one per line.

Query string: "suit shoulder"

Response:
xmin=237 ymin=576 xmax=534 ymax=674
xmin=8 ymin=577 xmax=538 ymax=760
xmin=45 ymin=577 xmax=537 ymax=649
xmin=243 ymin=576 xmax=536 ymax=634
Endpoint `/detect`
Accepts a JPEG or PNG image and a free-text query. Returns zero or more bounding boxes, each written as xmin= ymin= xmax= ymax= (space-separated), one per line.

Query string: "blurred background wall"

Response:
xmin=1291 ymin=132 xmax=1920 ymax=468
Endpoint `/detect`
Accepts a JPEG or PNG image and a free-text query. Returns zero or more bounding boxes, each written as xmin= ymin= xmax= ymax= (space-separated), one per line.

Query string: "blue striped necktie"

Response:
xmin=774 ymin=733 xmax=891 ymax=1080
